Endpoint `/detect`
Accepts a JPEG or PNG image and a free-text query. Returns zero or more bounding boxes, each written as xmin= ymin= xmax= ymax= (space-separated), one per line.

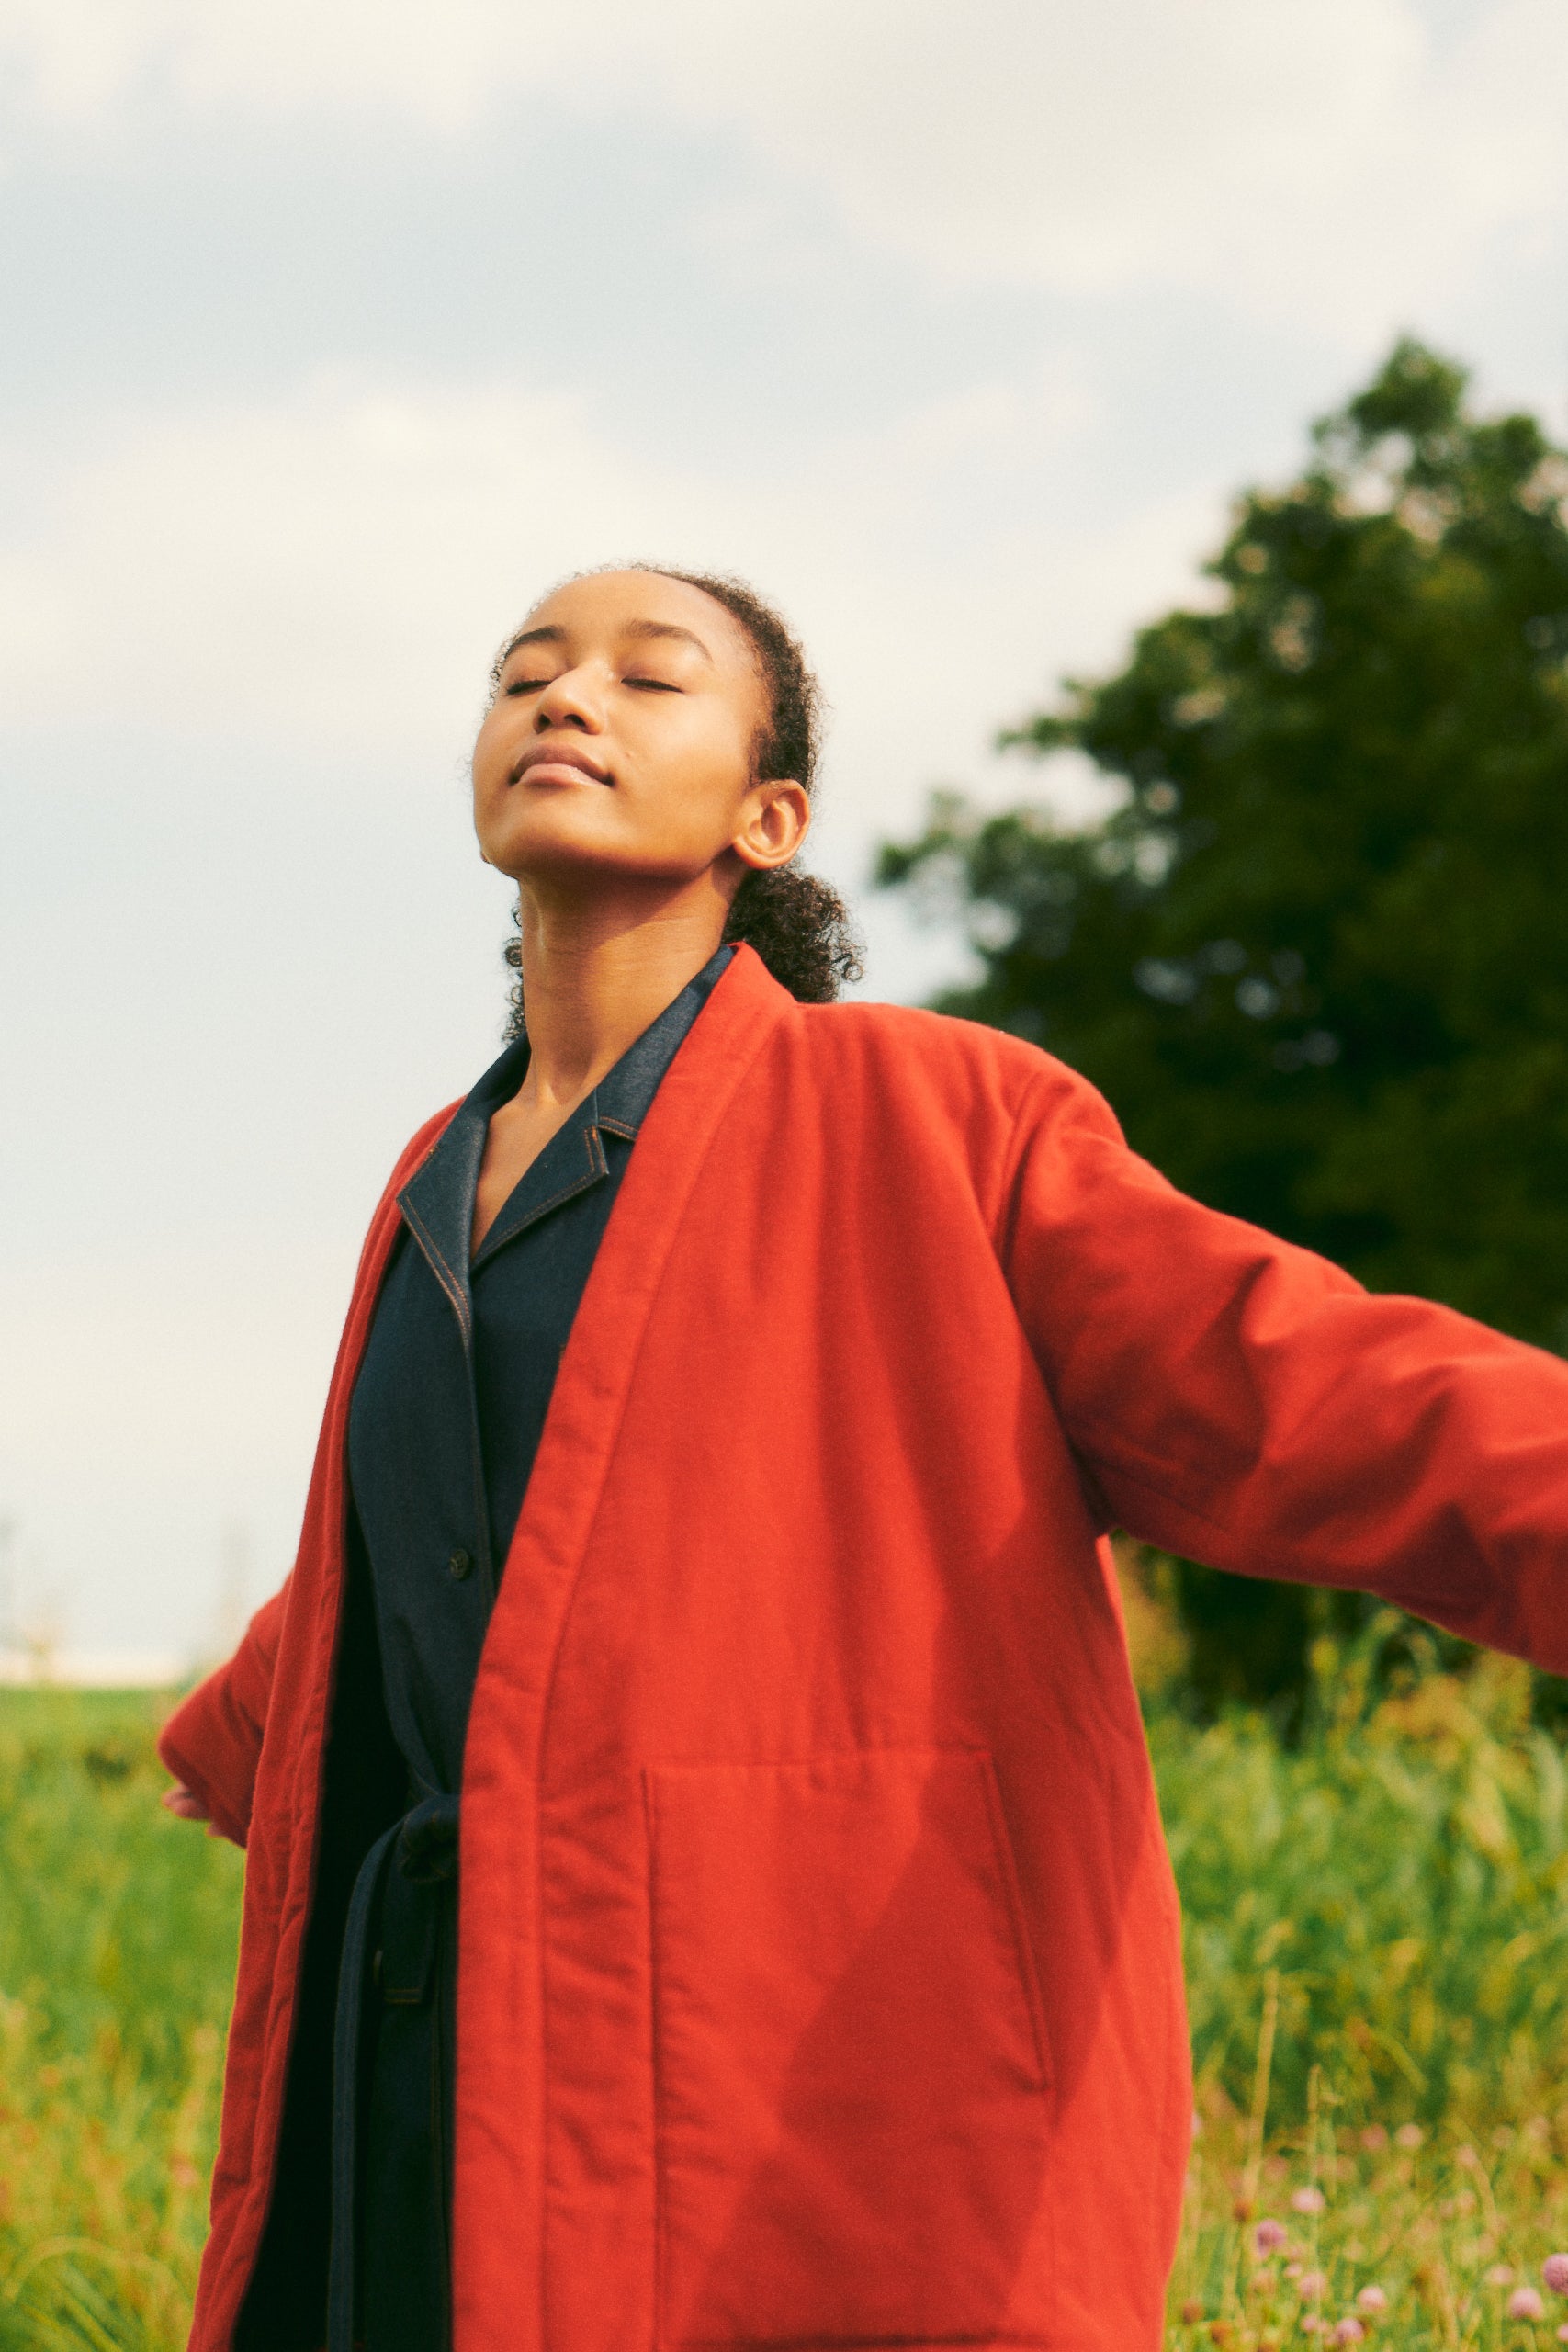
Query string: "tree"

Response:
xmin=879 ymin=341 xmax=1568 ymax=1717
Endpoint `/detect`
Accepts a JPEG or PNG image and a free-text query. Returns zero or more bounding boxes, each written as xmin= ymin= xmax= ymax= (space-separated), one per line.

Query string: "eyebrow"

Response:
xmin=622 ymin=619 xmax=714 ymax=662
xmin=501 ymin=618 xmax=715 ymax=666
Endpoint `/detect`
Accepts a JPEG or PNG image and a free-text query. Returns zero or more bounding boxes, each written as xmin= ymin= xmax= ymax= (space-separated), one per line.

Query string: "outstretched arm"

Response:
xmin=1000 ymin=1058 xmax=1568 ymax=1671
xmin=157 ymin=1579 xmax=290 ymax=1846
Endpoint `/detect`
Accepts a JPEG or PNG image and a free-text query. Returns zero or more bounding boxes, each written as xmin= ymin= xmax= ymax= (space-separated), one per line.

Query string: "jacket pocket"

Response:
xmin=645 ymin=1747 xmax=1052 ymax=2349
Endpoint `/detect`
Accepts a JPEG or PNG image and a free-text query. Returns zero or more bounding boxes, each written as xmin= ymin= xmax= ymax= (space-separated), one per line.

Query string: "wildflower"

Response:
xmin=1298 ymin=2272 xmax=1327 ymax=2301
xmin=1356 ymin=2286 xmax=1388 ymax=2313
xmin=1257 ymin=2221 xmax=1289 ymax=2256
xmin=1292 ymin=2187 xmax=1327 ymax=2215
xmin=1332 ymin=2323 xmax=1365 ymax=2345
xmin=1359 ymin=2127 xmax=1387 ymax=2153
xmin=1300 ymin=2321 xmax=1321 ymax=2336
xmin=1394 ymin=2124 xmax=1424 ymax=2150
xmin=1487 ymin=2265 xmax=1517 ymax=2287
xmin=1556 ymin=2328 xmax=1568 ymax=2345
xmin=1509 ymin=2289 xmax=1546 ymax=2323
xmin=1543 ymin=2256 xmax=1568 ymax=2296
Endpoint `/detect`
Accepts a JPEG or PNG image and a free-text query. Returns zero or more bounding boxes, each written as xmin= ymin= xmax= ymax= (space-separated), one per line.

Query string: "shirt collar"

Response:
xmin=397 ymin=943 xmax=734 ymax=1306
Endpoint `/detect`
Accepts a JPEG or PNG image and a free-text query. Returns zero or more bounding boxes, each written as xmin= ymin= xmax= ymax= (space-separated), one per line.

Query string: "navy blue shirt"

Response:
xmin=336 ymin=945 xmax=733 ymax=2352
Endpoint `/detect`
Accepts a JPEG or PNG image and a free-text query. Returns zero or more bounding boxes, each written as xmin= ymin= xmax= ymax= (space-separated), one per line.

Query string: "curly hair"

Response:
xmin=496 ymin=564 xmax=863 ymax=1032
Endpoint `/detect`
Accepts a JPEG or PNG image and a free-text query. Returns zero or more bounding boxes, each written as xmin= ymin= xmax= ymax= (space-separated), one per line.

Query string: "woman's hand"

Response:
xmin=161 ymin=1783 xmax=210 ymax=1822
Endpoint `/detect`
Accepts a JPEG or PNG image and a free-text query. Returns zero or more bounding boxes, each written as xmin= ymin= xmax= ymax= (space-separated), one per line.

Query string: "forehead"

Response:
xmin=516 ymin=570 xmax=756 ymax=671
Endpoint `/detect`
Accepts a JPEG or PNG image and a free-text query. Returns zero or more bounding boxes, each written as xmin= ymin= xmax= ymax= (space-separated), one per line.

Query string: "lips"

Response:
xmin=512 ymin=741 xmax=612 ymax=786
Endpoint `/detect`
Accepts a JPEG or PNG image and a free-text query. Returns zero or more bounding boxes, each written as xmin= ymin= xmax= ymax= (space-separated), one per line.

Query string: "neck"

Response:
xmin=512 ymin=871 xmax=733 ymax=1111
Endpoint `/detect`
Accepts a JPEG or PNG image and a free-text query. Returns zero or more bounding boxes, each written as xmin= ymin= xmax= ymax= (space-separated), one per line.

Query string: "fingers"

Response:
xmin=161 ymin=1784 xmax=211 ymax=1822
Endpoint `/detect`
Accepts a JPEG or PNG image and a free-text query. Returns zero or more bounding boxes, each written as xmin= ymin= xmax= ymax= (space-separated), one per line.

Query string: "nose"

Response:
xmin=534 ymin=662 xmax=603 ymax=734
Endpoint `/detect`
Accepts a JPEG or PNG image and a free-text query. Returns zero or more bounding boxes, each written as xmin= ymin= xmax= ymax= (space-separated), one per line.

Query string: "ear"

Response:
xmin=732 ymin=779 xmax=811 ymax=873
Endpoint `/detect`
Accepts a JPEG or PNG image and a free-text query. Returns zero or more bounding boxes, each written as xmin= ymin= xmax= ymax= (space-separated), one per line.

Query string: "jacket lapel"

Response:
xmin=469 ymin=943 xmax=793 ymax=1729
xmin=451 ymin=944 xmax=794 ymax=2346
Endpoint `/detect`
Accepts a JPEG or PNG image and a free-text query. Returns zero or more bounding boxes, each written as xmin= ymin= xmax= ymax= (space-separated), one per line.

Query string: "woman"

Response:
xmin=162 ymin=563 xmax=1568 ymax=2352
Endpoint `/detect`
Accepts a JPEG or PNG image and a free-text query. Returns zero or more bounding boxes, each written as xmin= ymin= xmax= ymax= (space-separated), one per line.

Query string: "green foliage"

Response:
xmin=1158 ymin=1623 xmax=1568 ymax=2127
xmin=0 ymin=1691 xmax=242 ymax=2350
xmin=1161 ymin=1628 xmax=1568 ymax=2346
xmin=880 ymin=339 xmax=1568 ymax=1711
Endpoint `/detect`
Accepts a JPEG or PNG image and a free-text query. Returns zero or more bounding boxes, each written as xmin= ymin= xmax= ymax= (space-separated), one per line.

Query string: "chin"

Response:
xmin=481 ymin=806 xmax=626 ymax=877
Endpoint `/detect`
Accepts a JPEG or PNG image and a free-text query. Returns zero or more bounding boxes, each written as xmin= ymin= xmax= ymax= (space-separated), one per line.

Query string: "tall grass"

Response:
xmin=1 ymin=1623 xmax=1566 ymax=2348
xmin=1159 ymin=1627 xmax=1568 ymax=2130
xmin=1153 ymin=1618 xmax=1568 ymax=2346
xmin=0 ymin=1691 xmax=241 ymax=2349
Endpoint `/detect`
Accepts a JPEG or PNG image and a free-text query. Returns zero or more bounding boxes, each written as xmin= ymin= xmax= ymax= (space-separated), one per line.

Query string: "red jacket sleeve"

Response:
xmin=158 ymin=1581 xmax=289 ymax=1847
xmin=999 ymin=1057 xmax=1568 ymax=1673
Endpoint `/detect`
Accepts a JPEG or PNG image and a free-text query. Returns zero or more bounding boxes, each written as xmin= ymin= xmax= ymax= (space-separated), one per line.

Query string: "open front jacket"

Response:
xmin=160 ymin=944 xmax=1568 ymax=2352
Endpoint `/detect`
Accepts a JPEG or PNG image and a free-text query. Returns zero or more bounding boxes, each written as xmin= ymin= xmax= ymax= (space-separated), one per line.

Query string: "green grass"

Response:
xmin=1157 ymin=1629 xmax=1568 ymax=2346
xmin=1 ymin=1637 xmax=1567 ymax=2348
xmin=0 ymin=1690 xmax=241 ymax=2350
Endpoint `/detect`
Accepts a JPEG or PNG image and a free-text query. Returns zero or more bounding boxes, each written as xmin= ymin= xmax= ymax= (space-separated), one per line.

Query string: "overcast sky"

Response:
xmin=4 ymin=0 xmax=1567 ymax=1664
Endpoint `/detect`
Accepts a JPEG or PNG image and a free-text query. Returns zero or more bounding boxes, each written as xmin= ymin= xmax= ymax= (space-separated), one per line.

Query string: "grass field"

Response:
xmin=2 ymin=1615 xmax=1568 ymax=2349
xmin=0 ymin=1690 xmax=241 ymax=2350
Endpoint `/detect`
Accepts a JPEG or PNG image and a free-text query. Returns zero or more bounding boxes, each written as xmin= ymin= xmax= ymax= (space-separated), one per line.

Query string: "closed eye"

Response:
xmin=502 ymin=671 xmax=682 ymax=697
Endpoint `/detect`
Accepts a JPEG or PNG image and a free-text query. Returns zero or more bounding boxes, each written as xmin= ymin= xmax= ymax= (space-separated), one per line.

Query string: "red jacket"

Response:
xmin=160 ymin=945 xmax=1568 ymax=2352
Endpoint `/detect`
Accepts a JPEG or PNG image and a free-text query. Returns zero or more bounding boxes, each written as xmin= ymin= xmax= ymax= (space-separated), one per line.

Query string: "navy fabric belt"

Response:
xmin=327 ymin=1792 xmax=460 ymax=2352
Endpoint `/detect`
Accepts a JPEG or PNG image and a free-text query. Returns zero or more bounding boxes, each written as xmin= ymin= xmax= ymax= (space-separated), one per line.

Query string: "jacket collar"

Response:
xmin=395 ymin=944 xmax=736 ymax=1317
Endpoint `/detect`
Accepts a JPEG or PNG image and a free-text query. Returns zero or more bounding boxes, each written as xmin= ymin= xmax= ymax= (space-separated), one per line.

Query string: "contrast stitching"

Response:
xmin=399 ymin=1197 xmax=472 ymax=1341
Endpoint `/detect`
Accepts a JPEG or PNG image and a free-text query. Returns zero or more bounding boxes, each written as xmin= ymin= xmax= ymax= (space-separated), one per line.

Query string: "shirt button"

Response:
xmin=447 ymin=1547 xmax=473 ymax=1581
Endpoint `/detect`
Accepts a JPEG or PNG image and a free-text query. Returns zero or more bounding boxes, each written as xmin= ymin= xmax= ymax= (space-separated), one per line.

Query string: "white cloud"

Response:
xmin=582 ymin=0 xmax=1568 ymax=338
xmin=4 ymin=0 xmax=1564 ymax=337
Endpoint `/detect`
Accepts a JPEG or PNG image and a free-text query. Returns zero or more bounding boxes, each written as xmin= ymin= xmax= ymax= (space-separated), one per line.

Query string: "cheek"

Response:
xmin=638 ymin=761 xmax=750 ymax=855
xmin=472 ymin=718 xmax=538 ymax=827
xmin=645 ymin=706 xmax=756 ymax=823
xmin=472 ymin=707 xmax=513 ymax=789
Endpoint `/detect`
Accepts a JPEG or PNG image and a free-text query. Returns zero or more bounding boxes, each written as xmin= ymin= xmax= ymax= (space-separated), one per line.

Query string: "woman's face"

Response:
xmin=472 ymin=570 xmax=806 ymax=897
